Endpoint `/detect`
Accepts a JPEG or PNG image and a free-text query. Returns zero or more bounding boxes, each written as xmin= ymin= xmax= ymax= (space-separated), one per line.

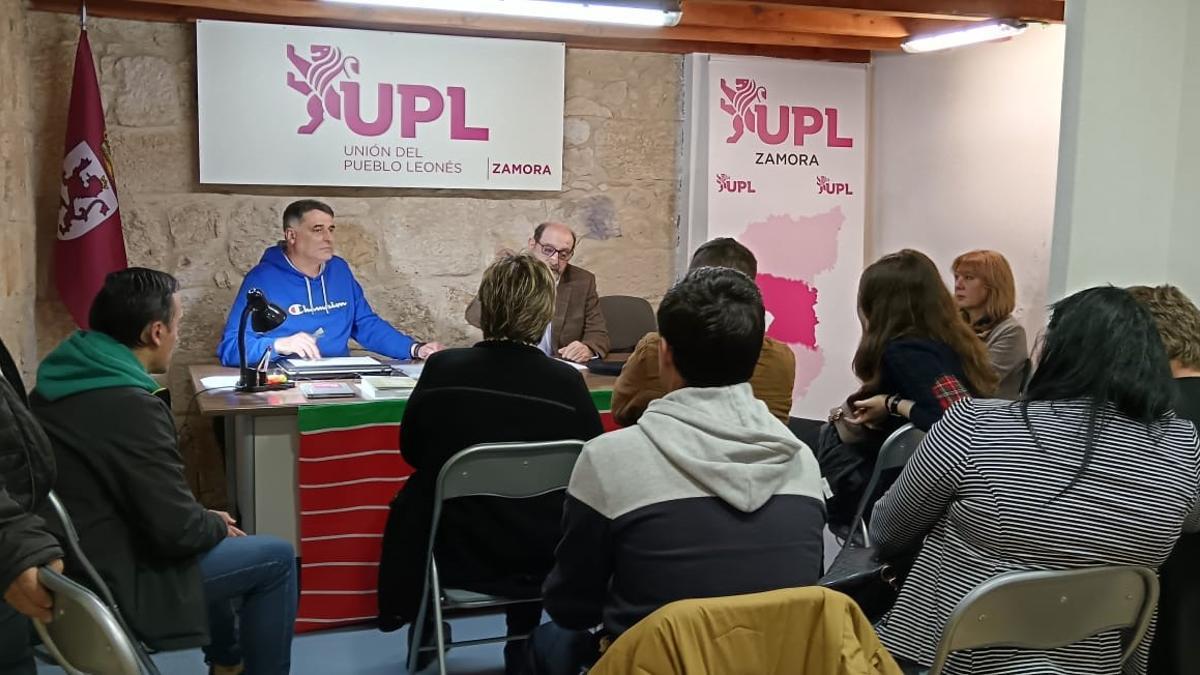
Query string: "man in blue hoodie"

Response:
xmin=217 ymin=199 xmax=443 ymax=367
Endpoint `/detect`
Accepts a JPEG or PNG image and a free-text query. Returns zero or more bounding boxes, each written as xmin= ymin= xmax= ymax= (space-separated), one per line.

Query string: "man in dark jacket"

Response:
xmin=31 ymin=268 xmax=297 ymax=675
xmin=0 ymin=337 xmax=63 ymax=675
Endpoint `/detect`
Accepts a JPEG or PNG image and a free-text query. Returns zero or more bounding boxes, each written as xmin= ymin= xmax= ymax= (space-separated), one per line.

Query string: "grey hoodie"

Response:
xmin=544 ymin=382 xmax=827 ymax=636
xmin=570 ymin=382 xmax=823 ymax=519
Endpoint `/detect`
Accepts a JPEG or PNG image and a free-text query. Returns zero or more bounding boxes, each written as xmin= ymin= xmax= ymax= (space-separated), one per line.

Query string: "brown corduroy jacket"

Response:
xmin=611 ymin=332 xmax=796 ymax=427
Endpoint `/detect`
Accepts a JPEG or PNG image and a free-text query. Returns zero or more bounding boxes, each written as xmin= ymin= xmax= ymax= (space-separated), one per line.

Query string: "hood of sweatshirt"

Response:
xmin=36 ymin=331 xmax=161 ymax=402
xmin=637 ymin=383 xmax=808 ymax=513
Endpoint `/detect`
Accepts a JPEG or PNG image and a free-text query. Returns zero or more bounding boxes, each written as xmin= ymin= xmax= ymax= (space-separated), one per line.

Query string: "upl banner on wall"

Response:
xmin=682 ymin=55 xmax=867 ymax=419
xmin=196 ymin=21 xmax=565 ymax=190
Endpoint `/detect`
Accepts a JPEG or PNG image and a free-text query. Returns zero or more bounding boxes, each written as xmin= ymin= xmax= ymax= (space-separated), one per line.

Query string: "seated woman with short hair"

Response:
xmin=376 ymin=253 xmax=604 ymax=674
xmin=872 ymin=286 xmax=1200 ymax=675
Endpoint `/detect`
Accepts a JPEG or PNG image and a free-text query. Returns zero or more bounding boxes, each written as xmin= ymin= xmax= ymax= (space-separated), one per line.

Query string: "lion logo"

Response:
xmin=58 ymin=141 xmax=118 ymax=240
xmin=718 ymin=78 xmax=767 ymax=144
xmin=286 ymin=44 xmax=362 ymax=134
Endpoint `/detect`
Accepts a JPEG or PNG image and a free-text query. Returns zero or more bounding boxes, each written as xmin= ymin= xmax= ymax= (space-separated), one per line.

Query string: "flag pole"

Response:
xmin=80 ymin=0 xmax=86 ymax=29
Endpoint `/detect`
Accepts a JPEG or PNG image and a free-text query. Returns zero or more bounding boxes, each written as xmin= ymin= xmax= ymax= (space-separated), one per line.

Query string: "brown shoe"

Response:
xmin=209 ymin=664 xmax=245 ymax=675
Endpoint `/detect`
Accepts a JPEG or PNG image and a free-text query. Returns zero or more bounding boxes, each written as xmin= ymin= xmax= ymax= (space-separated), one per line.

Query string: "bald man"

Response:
xmin=466 ymin=222 xmax=609 ymax=362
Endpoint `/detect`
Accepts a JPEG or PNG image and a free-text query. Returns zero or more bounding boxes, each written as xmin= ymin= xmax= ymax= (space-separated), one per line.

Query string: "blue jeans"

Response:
xmin=199 ymin=535 xmax=297 ymax=675
xmin=0 ymin=603 xmax=35 ymax=675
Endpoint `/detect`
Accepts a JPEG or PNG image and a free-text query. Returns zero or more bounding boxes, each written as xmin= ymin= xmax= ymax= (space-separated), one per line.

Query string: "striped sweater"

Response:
xmin=872 ymin=398 xmax=1200 ymax=675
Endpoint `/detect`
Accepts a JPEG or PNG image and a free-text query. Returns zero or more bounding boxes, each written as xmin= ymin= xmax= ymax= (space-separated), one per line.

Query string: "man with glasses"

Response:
xmin=466 ymin=222 xmax=610 ymax=362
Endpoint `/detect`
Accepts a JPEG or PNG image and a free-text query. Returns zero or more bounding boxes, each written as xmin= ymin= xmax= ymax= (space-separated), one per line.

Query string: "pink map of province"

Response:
xmin=736 ymin=207 xmax=845 ymax=397
xmin=757 ymin=274 xmax=819 ymax=348
xmin=738 ymin=208 xmax=845 ymax=347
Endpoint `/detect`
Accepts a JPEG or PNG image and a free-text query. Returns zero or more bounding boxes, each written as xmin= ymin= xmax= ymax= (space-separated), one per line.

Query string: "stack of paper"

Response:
xmin=358 ymin=375 xmax=418 ymax=400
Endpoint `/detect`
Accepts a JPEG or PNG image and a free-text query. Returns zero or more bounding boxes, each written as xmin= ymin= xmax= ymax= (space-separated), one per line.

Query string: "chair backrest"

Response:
xmin=44 ymin=491 xmax=161 ymax=675
xmin=927 ymin=566 xmax=1159 ymax=675
xmin=34 ymin=567 xmax=143 ymax=675
xmin=852 ymin=423 xmax=925 ymax=546
xmin=598 ymin=295 xmax=657 ymax=353
xmin=425 ymin=440 xmax=585 ymax=581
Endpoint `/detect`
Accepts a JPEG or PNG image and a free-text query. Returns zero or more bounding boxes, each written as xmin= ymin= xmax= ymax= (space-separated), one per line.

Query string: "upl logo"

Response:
xmin=718 ymin=78 xmax=853 ymax=148
xmin=715 ymin=173 xmax=756 ymax=193
xmin=817 ymin=176 xmax=853 ymax=195
xmin=286 ymin=44 xmax=490 ymax=140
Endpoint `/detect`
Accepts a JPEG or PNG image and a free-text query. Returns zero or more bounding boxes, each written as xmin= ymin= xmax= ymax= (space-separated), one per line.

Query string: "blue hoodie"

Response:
xmin=217 ymin=245 xmax=417 ymax=367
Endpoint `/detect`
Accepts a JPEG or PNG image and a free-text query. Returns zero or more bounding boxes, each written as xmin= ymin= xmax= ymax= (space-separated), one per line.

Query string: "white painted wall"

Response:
xmin=1052 ymin=0 xmax=1200 ymax=300
xmin=870 ymin=24 xmax=1066 ymax=340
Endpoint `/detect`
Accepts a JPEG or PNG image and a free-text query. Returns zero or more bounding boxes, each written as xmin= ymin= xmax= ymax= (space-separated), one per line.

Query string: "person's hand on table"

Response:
xmin=211 ymin=510 xmax=246 ymax=537
xmin=5 ymin=559 xmax=63 ymax=622
xmin=416 ymin=342 xmax=444 ymax=360
xmin=558 ymin=341 xmax=593 ymax=363
xmin=274 ymin=333 xmax=321 ymax=360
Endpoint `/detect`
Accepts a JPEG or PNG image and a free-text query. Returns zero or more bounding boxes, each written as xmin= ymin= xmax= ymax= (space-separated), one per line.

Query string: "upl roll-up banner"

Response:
xmin=682 ymin=55 xmax=867 ymax=419
xmin=197 ymin=21 xmax=565 ymax=190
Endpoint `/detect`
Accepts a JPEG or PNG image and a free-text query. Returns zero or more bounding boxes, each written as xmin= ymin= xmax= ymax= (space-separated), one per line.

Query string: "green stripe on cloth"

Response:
xmin=298 ymin=400 xmax=408 ymax=433
xmin=590 ymin=388 xmax=612 ymax=412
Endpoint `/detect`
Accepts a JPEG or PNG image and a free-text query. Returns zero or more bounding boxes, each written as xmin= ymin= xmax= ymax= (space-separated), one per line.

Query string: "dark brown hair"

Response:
xmin=853 ymin=249 xmax=997 ymax=397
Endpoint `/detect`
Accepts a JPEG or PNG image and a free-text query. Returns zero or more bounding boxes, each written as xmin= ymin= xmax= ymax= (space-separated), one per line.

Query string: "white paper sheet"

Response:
xmin=200 ymin=375 xmax=241 ymax=389
xmin=392 ymin=363 xmax=425 ymax=379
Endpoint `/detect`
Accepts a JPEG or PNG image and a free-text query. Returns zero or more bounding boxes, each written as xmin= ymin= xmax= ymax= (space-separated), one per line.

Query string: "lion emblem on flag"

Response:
xmin=58 ymin=141 xmax=119 ymax=241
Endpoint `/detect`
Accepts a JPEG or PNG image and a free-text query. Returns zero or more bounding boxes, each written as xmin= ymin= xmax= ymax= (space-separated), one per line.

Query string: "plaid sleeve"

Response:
xmin=932 ymin=375 xmax=970 ymax=410
xmin=882 ymin=342 xmax=973 ymax=431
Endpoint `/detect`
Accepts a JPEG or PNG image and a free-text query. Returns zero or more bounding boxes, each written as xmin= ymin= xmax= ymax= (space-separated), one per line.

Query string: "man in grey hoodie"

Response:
xmin=527 ymin=267 xmax=826 ymax=674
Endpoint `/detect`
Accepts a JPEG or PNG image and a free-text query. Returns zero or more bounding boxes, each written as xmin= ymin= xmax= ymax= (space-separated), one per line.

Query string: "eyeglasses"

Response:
xmin=537 ymin=241 xmax=574 ymax=261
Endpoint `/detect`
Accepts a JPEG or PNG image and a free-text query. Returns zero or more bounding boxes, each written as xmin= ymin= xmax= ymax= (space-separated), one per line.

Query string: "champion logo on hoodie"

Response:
xmin=288 ymin=301 xmax=349 ymax=316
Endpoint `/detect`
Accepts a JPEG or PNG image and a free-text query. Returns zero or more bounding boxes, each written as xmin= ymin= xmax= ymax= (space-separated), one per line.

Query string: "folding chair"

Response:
xmin=42 ymin=491 xmax=162 ymax=675
xmin=33 ymin=566 xmax=142 ymax=675
xmin=407 ymin=440 xmax=586 ymax=675
xmin=928 ymin=566 xmax=1159 ymax=675
xmin=598 ymin=295 xmax=657 ymax=353
xmin=852 ymin=423 xmax=925 ymax=546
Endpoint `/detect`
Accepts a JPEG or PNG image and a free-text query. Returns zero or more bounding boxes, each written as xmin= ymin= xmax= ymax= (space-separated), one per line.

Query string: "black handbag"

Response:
xmin=819 ymin=542 xmax=913 ymax=623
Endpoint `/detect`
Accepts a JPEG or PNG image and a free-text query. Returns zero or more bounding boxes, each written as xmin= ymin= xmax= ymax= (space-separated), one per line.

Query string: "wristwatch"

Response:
xmin=410 ymin=342 xmax=425 ymax=359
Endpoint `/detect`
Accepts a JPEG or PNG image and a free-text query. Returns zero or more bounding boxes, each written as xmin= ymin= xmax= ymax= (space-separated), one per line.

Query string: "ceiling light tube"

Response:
xmin=325 ymin=0 xmax=683 ymax=27
xmin=901 ymin=19 xmax=1027 ymax=54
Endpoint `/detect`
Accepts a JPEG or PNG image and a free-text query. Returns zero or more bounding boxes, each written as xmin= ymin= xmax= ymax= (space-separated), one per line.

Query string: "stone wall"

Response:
xmin=25 ymin=12 xmax=683 ymax=506
xmin=0 ymin=0 xmax=39 ymax=383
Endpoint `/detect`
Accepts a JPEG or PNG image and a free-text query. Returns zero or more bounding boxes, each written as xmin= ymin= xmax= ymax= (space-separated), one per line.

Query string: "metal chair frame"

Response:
xmin=407 ymin=440 xmax=585 ymax=674
xmin=42 ymin=491 xmax=162 ymax=675
xmin=928 ymin=566 xmax=1159 ymax=675
xmin=852 ymin=423 xmax=925 ymax=546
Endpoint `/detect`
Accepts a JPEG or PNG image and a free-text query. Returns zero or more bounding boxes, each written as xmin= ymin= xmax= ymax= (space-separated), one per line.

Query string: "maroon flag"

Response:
xmin=56 ymin=28 xmax=127 ymax=329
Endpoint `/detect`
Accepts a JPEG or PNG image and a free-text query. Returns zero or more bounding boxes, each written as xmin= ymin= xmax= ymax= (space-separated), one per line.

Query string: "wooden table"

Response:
xmin=189 ymin=361 xmax=620 ymax=548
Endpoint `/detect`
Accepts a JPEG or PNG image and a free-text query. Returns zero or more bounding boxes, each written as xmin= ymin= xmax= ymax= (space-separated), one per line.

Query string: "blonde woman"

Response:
xmin=952 ymin=250 xmax=1029 ymax=399
xmin=377 ymin=253 xmax=604 ymax=673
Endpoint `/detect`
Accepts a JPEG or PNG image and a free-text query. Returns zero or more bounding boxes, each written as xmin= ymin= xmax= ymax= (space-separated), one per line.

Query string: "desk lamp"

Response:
xmin=236 ymin=289 xmax=288 ymax=392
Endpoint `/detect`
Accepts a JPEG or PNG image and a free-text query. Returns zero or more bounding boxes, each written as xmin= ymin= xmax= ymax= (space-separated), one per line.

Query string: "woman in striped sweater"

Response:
xmin=872 ymin=286 xmax=1200 ymax=675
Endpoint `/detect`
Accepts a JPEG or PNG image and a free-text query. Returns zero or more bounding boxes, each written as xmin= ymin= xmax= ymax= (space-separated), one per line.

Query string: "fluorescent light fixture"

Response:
xmin=325 ymin=0 xmax=683 ymax=27
xmin=901 ymin=19 xmax=1027 ymax=54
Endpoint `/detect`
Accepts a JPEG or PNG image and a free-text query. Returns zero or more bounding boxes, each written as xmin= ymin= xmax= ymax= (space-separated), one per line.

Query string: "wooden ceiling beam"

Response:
xmin=680 ymin=1 xmax=916 ymax=38
xmin=755 ymin=0 xmax=1063 ymax=22
xmin=28 ymin=0 xmax=894 ymax=53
